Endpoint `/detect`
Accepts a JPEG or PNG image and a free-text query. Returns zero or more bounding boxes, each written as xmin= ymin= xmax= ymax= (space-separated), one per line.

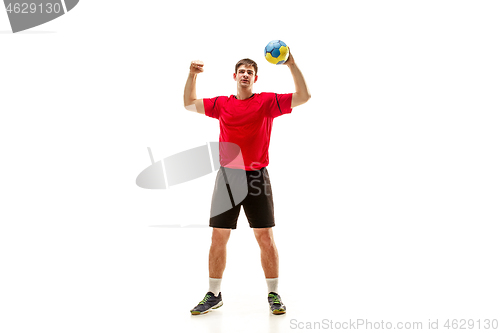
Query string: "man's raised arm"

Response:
xmin=285 ymin=51 xmax=311 ymax=108
xmin=184 ymin=60 xmax=206 ymax=114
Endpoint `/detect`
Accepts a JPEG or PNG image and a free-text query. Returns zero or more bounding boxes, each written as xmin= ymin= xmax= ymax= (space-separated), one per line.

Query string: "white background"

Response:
xmin=1 ymin=1 xmax=499 ymax=332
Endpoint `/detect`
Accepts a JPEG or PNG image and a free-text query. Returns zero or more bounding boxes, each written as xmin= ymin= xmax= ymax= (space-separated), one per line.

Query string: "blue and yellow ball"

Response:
xmin=264 ymin=40 xmax=289 ymax=65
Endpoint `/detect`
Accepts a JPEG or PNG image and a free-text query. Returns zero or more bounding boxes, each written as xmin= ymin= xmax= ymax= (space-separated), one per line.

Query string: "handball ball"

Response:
xmin=264 ymin=40 xmax=289 ymax=65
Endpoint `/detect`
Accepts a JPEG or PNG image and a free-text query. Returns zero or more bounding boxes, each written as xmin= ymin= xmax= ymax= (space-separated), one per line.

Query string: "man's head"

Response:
xmin=235 ymin=58 xmax=258 ymax=76
xmin=234 ymin=58 xmax=258 ymax=89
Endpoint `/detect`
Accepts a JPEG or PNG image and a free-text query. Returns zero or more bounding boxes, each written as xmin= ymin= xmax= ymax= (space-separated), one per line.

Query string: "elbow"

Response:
xmin=302 ymin=92 xmax=311 ymax=104
xmin=300 ymin=90 xmax=311 ymax=102
xmin=183 ymin=99 xmax=193 ymax=111
xmin=306 ymin=88 xmax=312 ymax=101
xmin=184 ymin=103 xmax=197 ymax=112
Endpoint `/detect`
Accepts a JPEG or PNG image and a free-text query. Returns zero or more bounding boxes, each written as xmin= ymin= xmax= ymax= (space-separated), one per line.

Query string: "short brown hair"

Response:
xmin=235 ymin=58 xmax=258 ymax=75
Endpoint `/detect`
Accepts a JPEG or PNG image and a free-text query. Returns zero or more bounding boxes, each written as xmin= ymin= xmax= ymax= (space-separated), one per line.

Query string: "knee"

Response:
xmin=211 ymin=229 xmax=230 ymax=247
xmin=255 ymin=231 xmax=275 ymax=249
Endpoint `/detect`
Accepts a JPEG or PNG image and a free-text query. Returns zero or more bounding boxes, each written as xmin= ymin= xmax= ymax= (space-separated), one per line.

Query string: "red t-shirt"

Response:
xmin=204 ymin=92 xmax=293 ymax=170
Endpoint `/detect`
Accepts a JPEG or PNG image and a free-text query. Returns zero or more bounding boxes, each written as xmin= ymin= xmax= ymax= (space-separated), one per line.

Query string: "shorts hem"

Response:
xmin=210 ymin=225 xmax=237 ymax=230
xmin=249 ymin=224 xmax=275 ymax=229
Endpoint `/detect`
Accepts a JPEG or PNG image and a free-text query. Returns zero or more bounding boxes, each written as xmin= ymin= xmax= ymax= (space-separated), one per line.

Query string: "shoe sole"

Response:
xmin=272 ymin=309 xmax=286 ymax=315
xmin=190 ymin=301 xmax=223 ymax=315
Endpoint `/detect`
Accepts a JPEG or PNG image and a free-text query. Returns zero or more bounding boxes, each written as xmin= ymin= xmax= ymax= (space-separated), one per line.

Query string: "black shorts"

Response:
xmin=209 ymin=167 xmax=275 ymax=229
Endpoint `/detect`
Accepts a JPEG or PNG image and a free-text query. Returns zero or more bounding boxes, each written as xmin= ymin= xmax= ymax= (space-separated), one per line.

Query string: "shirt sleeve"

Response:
xmin=268 ymin=93 xmax=293 ymax=119
xmin=203 ymin=96 xmax=223 ymax=119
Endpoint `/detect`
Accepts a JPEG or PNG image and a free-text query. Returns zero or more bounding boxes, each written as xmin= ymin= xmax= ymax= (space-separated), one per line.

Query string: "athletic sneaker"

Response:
xmin=268 ymin=292 xmax=286 ymax=315
xmin=190 ymin=292 xmax=223 ymax=315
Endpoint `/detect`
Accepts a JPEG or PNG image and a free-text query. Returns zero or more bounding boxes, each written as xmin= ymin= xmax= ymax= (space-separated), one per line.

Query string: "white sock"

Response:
xmin=266 ymin=278 xmax=279 ymax=294
xmin=209 ymin=278 xmax=222 ymax=296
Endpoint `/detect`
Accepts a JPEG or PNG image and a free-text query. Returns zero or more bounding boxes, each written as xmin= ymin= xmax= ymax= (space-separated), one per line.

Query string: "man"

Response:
xmin=183 ymin=51 xmax=310 ymax=315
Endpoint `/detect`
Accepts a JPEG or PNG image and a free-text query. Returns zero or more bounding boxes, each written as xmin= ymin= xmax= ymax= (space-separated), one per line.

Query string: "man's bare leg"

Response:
xmin=253 ymin=227 xmax=279 ymax=278
xmin=254 ymin=227 xmax=285 ymax=314
xmin=209 ymin=227 xmax=231 ymax=278
xmin=190 ymin=228 xmax=230 ymax=315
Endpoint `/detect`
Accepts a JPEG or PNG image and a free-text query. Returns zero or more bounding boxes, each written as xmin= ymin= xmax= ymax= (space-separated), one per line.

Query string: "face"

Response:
xmin=233 ymin=65 xmax=258 ymax=88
